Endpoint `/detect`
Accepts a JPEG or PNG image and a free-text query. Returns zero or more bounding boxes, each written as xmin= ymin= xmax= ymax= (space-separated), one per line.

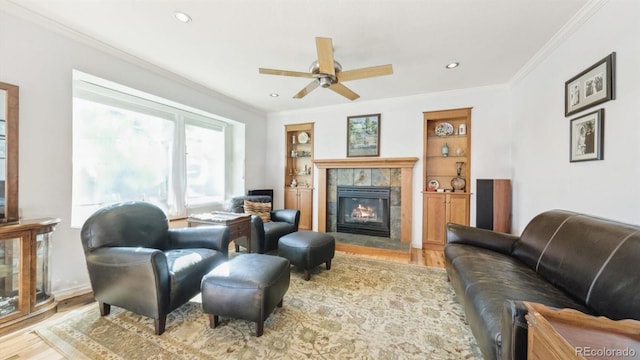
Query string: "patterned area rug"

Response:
xmin=36 ymin=253 xmax=482 ymax=359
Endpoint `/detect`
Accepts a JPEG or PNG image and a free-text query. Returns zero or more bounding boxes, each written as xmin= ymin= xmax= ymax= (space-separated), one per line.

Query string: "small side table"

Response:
xmin=525 ymin=301 xmax=640 ymax=360
xmin=188 ymin=212 xmax=252 ymax=253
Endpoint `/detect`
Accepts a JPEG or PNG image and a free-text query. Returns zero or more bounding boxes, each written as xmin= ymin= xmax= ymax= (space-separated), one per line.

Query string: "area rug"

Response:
xmin=35 ymin=253 xmax=482 ymax=359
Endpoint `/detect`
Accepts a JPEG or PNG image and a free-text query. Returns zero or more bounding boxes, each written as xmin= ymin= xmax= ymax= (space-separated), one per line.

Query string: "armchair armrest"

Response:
xmin=500 ymin=300 xmax=529 ymax=360
xmin=168 ymin=226 xmax=231 ymax=257
xmin=446 ymin=223 xmax=519 ymax=255
xmin=272 ymin=209 xmax=300 ymax=229
xmin=84 ymin=247 xmax=169 ymax=318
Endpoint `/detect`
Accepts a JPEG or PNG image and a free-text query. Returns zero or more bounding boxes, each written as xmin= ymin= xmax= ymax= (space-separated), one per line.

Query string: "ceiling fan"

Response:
xmin=259 ymin=37 xmax=393 ymax=101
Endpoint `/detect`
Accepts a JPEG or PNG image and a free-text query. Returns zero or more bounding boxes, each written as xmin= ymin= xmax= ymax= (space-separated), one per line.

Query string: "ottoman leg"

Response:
xmin=304 ymin=269 xmax=310 ymax=281
xmin=278 ymin=299 xmax=283 ymax=307
xmin=209 ymin=314 xmax=220 ymax=329
xmin=256 ymin=319 xmax=264 ymax=337
xmin=326 ymin=259 xmax=332 ymax=270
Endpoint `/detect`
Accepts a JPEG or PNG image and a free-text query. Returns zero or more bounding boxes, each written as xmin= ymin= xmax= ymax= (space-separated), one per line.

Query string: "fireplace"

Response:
xmin=337 ymin=186 xmax=391 ymax=237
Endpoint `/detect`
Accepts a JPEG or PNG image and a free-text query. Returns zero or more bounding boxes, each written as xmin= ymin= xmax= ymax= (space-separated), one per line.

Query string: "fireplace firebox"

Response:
xmin=337 ymin=186 xmax=391 ymax=237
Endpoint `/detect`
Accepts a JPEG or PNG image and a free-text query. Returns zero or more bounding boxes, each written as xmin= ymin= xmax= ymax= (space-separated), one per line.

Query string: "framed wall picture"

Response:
xmin=570 ymin=109 xmax=604 ymax=162
xmin=347 ymin=113 xmax=380 ymax=157
xmin=565 ymin=52 xmax=615 ymax=117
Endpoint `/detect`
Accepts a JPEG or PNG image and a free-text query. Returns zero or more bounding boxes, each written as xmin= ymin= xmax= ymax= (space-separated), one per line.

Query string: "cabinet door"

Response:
xmin=284 ymin=188 xmax=298 ymax=210
xmin=447 ymin=194 xmax=470 ymax=226
xmin=423 ymin=193 xmax=446 ymax=247
xmin=297 ymin=188 xmax=313 ymax=230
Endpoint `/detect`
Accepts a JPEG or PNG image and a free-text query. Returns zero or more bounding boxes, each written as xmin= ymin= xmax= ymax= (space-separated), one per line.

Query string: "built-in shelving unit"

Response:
xmin=284 ymin=122 xmax=314 ymax=230
xmin=422 ymin=108 xmax=472 ymax=250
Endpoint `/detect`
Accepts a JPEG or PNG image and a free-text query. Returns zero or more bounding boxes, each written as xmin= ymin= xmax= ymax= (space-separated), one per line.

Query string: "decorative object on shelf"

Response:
xmin=565 ymin=52 xmax=615 ymax=117
xmin=451 ymin=162 xmax=466 ymax=192
xmin=347 ymin=113 xmax=380 ymax=157
xmin=570 ymin=109 xmax=604 ymax=162
xmin=290 ymin=179 xmax=297 ymax=187
xmin=291 ymin=149 xmax=297 ymax=157
xmin=455 ymin=147 xmax=464 ymax=156
xmin=297 ymin=131 xmax=310 ymax=144
xmin=458 ymin=123 xmax=466 ymax=135
xmin=428 ymin=179 xmax=440 ymax=190
xmin=435 ymin=122 xmax=454 ymax=137
xmin=292 ymin=135 xmax=296 ymax=144
xmin=441 ymin=142 xmax=449 ymax=157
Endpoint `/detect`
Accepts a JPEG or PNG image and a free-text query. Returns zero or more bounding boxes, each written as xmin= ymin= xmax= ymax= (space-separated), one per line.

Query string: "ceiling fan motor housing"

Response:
xmin=310 ymin=60 xmax=341 ymax=87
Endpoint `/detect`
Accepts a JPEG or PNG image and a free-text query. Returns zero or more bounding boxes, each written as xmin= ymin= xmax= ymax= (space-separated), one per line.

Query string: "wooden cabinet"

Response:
xmin=284 ymin=123 xmax=314 ymax=230
xmin=423 ymin=193 xmax=469 ymax=249
xmin=285 ymin=187 xmax=313 ymax=230
xmin=422 ymin=108 xmax=471 ymax=250
xmin=0 ymin=218 xmax=60 ymax=336
xmin=525 ymin=302 xmax=640 ymax=360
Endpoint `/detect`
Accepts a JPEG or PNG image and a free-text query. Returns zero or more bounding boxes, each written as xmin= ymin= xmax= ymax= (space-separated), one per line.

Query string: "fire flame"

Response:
xmin=351 ymin=203 xmax=377 ymax=220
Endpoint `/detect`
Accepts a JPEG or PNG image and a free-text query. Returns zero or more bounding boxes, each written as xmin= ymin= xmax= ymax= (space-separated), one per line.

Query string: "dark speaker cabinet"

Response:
xmin=476 ymin=179 xmax=512 ymax=233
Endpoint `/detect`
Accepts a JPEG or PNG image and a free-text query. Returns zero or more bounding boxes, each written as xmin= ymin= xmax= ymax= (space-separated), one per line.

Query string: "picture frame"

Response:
xmin=565 ymin=52 xmax=615 ymax=117
xmin=570 ymin=109 xmax=604 ymax=162
xmin=347 ymin=113 xmax=380 ymax=157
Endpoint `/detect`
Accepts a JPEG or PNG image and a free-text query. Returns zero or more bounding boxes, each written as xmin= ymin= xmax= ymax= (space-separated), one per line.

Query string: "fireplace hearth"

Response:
xmin=337 ymin=186 xmax=390 ymax=237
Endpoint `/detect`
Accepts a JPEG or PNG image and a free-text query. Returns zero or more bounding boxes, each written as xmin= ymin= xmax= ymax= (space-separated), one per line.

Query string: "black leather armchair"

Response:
xmin=226 ymin=195 xmax=300 ymax=253
xmin=80 ymin=201 xmax=230 ymax=335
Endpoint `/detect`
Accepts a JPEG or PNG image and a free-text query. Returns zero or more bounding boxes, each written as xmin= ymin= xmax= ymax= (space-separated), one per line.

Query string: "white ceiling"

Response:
xmin=6 ymin=0 xmax=590 ymax=113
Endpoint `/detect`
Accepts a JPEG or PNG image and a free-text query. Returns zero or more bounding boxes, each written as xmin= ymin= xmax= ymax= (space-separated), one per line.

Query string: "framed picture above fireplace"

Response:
xmin=347 ymin=113 xmax=380 ymax=157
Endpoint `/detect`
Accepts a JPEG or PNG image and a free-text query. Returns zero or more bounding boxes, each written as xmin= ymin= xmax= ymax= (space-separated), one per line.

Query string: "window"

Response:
xmin=71 ymin=71 xmax=240 ymax=227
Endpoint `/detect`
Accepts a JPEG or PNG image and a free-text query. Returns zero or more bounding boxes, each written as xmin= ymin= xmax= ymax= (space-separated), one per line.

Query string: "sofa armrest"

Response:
xmin=446 ymin=223 xmax=519 ymax=255
xmin=272 ymin=209 xmax=300 ymax=229
xmin=168 ymin=226 xmax=231 ymax=257
xmin=85 ymin=247 xmax=169 ymax=315
xmin=500 ymin=300 xmax=529 ymax=360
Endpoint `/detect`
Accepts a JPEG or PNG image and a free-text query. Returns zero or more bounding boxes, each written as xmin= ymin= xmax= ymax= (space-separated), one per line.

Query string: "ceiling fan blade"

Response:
xmin=259 ymin=68 xmax=314 ymax=78
xmin=293 ymin=80 xmax=320 ymax=99
xmin=329 ymin=83 xmax=360 ymax=101
xmin=337 ymin=64 xmax=394 ymax=82
xmin=316 ymin=37 xmax=335 ymax=76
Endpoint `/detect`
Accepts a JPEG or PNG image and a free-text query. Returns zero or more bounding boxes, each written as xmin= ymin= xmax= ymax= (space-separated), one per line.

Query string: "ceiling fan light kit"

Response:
xmin=259 ymin=37 xmax=393 ymax=101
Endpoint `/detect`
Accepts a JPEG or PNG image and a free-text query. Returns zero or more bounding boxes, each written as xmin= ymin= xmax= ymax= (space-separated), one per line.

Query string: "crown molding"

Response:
xmin=509 ymin=0 xmax=610 ymax=87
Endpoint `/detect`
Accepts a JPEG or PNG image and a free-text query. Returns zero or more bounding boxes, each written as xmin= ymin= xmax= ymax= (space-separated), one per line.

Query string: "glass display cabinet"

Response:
xmin=0 ymin=218 xmax=60 ymax=336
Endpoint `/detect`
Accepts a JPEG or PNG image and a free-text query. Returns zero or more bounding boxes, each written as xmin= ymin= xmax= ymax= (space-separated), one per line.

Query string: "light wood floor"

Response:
xmin=0 ymin=247 xmax=444 ymax=360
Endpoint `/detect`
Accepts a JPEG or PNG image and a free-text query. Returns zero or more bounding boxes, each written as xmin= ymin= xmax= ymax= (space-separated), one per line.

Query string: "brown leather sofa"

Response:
xmin=81 ymin=201 xmax=230 ymax=335
xmin=226 ymin=195 xmax=300 ymax=253
xmin=445 ymin=210 xmax=640 ymax=360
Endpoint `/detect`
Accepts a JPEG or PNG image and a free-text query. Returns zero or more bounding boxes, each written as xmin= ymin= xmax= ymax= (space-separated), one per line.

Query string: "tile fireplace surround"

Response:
xmin=314 ymin=158 xmax=418 ymax=244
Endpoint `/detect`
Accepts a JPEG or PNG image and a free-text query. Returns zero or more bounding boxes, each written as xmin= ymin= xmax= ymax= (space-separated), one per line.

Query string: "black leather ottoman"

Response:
xmin=201 ymin=254 xmax=290 ymax=337
xmin=278 ymin=231 xmax=335 ymax=280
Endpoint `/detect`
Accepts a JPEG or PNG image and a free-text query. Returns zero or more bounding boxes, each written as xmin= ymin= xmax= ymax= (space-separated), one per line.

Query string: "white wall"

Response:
xmin=0 ymin=10 xmax=267 ymax=296
xmin=267 ymin=86 xmax=513 ymax=248
xmin=510 ymin=0 xmax=640 ymax=232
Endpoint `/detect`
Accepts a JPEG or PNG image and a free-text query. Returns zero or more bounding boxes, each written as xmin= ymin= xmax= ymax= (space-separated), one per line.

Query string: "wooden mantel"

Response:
xmin=313 ymin=157 xmax=418 ymax=243
xmin=314 ymin=157 xmax=419 ymax=169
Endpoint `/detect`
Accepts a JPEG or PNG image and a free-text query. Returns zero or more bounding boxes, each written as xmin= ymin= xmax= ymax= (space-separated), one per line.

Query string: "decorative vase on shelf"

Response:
xmin=442 ymin=142 xmax=449 ymax=157
xmin=451 ymin=161 xmax=466 ymax=192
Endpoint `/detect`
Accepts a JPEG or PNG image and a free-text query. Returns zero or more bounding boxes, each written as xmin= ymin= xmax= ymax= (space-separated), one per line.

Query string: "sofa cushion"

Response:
xmin=513 ymin=210 xmax=640 ymax=320
xmin=263 ymin=221 xmax=296 ymax=242
xmin=166 ymin=248 xmax=227 ymax=312
xmin=244 ymin=200 xmax=272 ymax=223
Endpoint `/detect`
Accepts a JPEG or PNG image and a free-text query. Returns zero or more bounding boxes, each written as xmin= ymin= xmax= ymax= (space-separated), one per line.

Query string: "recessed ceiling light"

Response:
xmin=174 ymin=11 xmax=192 ymax=23
xmin=446 ymin=62 xmax=460 ymax=69
xmin=269 ymin=93 xmax=279 ymax=97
